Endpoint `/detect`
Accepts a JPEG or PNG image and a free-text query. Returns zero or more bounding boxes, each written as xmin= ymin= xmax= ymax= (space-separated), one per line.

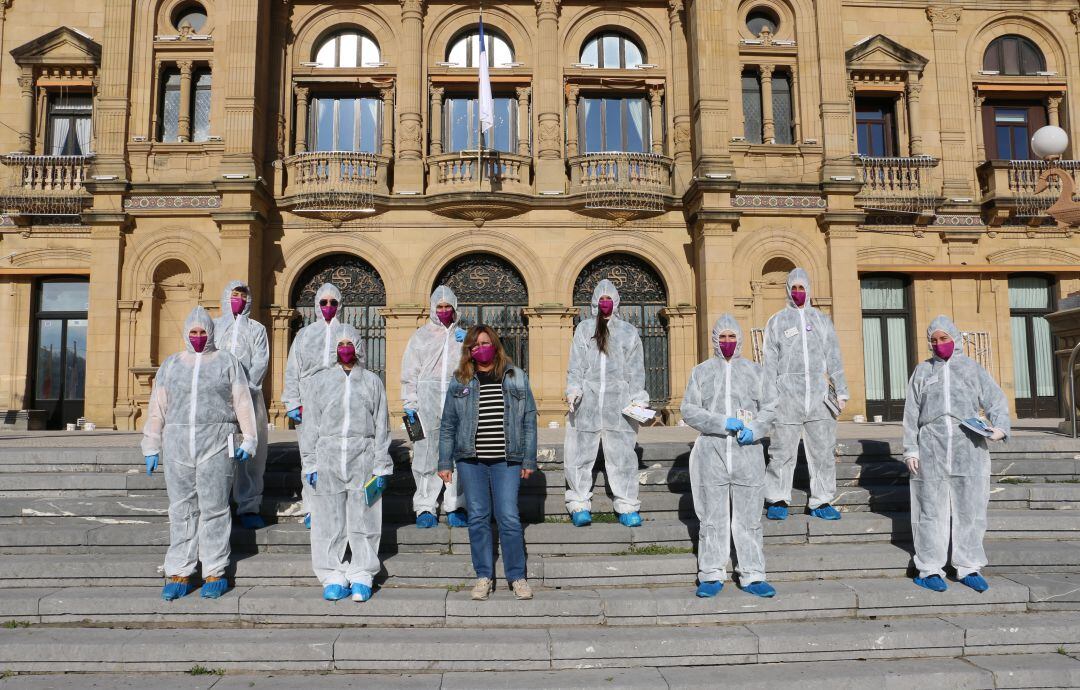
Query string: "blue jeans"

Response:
xmin=456 ymin=458 xmax=526 ymax=582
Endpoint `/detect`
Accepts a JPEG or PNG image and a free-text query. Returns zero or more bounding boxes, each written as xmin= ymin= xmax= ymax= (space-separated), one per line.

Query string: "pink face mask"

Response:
xmin=189 ymin=334 xmax=208 ymax=353
xmin=598 ymin=297 xmax=614 ymax=317
xmin=719 ymin=341 xmax=737 ymax=359
xmin=230 ymin=296 xmax=246 ymax=316
xmin=790 ymin=288 xmax=807 ymax=307
xmin=472 ymin=344 xmax=496 ymax=365
xmin=320 ymin=304 xmax=338 ymax=321
xmin=436 ymin=308 xmax=454 ymax=327
xmin=337 ymin=344 xmax=356 ymax=364
xmin=932 ymin=340 xmax=954 ymax=360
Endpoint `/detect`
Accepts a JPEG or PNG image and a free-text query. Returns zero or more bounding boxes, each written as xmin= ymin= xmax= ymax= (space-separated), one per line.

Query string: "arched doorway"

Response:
xmin=434 ymin=254 xmax=529 ymax=370
xmin=290 ymin=254 xmax=387 ymax=381
xmin=573 ymin=253 xmax=669 ymax=409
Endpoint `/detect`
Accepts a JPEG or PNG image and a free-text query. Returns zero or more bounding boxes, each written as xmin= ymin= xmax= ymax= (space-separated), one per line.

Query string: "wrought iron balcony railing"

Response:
xmin=855 ymin=155 xmax=940 ymax=217
xmin=0 ymin=154 xmax=93 ymax=216
xmin=568 ymin=151 xmax=672 ymax=215
xmin=280 ymin=151 xmax=389 ymax=221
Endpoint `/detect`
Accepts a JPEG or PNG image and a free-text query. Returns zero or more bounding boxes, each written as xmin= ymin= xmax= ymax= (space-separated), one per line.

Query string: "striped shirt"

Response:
xmin=474 ymin=369 xmax=506 ymax=460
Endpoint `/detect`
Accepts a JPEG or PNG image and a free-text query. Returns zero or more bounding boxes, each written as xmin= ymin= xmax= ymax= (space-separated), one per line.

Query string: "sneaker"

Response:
xmin=618 ymin=511 xmax=643 ymax=527
xmin=447 ymin=509 xmax=469 ymax=528
xmin=323 ymin=584 xmax=349 ymax=601
xmin=959 ymin=573 xmax=989 ymax=592
xmin=809 ymin=504 xmax=842 ymax=520
xmin=471 ymin=577 xmax=494 ymax=601
xmin=913 ymin=575 xmax=948 ymax=592
xmin=201 ymin=576 xmax=228 ymax=599
xmin=511 ymin=579 xmax=533 ymax=600
xmin=571 ymin=510 xmax=592 ymax=527
xmin=351 ymin=582 xmax=373 ymax=602
xmin=766 ymin=503 xmax=788 ymax=521
xmin=416 ymin=512 xmax=438 ymax=529
xmin=742 ymin=580 xmax=776 ymax=598
xmin=238 ymin=513 xmax=266 ymax=530
xmin=161 ymin=576 xmax=192 ymax=601
xmin=696 ymin=580 xmax=723 ymax=598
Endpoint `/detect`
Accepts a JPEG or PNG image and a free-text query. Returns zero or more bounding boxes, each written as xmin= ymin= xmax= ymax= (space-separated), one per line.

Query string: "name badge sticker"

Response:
xmin=784 ymin=327 xmax=798 ymax=338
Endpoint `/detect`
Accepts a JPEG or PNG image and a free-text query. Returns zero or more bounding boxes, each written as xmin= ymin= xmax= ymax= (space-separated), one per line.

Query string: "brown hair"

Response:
xmin=594 ymin=312 xmax=610 ymax=354
xmin=455 ymin=324 xmax=513 ymax=384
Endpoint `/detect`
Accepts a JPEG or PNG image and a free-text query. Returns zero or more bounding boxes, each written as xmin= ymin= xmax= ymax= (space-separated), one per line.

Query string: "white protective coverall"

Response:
xmin=141 ymin=307 xmax=258 ymax=578
xmin=282 ymin=283 xmax=343 ymax=513
xmin=400 ymin=286 xmax=464 ymax=516
xmin=762 ymin=268 xmax=850 ymax=510
xmin=302 ymin=326 xmax=393 ymax=588
xmin=564 ymin=279 xmax=649 ymax=514
xmin=214 ymin=279 xmax=270 ymax=516
xmin=903 ymin=315 xmax=1011 ymax=579
xmin=682 ymin=315 xmax=777 ymax=584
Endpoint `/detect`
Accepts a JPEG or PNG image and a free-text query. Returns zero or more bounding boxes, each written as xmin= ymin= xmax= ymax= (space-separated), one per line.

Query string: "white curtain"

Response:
xmin=1032 ymin=316 xmax=1055 ymax=397
xmin=886 ymin=317 xmax=909 ymax=399
xmin=862 ymin=318 xmax=884 ymax=400
xmin=50 ymin=117 xmax=71 ymax=156
xmin=580 ymin=97 xmax=593 ymax=152
xmin=627 ymin=98 xmax=646 ymax=152
xmin=360 ymin=97 xmax=379 ymax=153
xmin=1009 ymin=277 xmax=1051 ymax=309
xmin=1011 ymin=315 xmax=1031 ymax=399
xmin=74 ymin=115 xmax=92 ymax=154
xmin=861 ymin=278 xmax=904 ymax=310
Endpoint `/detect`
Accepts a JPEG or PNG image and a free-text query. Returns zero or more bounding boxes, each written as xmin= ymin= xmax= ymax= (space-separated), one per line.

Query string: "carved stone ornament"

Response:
xmin=399 ymin=121 xmax=422 ymax=144
xmin=926 ymin=6 xmax=961 ymax=25
xmin=430 ymin=200 xmax=528 ymax=226
xmin=1071 ymin=8 xmax=1080 ymax=26
xmin=539 ymin=121 xmax=561 ymax=146
xmin=673 ymin=123 xmax=691 ymax=145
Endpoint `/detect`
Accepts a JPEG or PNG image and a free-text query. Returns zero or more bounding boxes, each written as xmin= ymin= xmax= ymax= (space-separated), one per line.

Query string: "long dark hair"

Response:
xmin=455 ymin=324 xmax=513 ymax=384
xmin=593 ymin=312 xmax=610 ymax=354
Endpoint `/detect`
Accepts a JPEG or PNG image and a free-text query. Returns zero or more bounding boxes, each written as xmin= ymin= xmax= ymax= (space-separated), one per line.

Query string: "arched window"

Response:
xmin=983 ymin=35 xmax=1046 ymax=76
xmin=446 ymin=29 xmax=514 ymax=68
xmin=172 ymin=2 xmax=208 ymax=32
xmin=314 ymin=30 xmax=381 ymax=68
xmin=580 ymin=32 xmax=644 ymax=69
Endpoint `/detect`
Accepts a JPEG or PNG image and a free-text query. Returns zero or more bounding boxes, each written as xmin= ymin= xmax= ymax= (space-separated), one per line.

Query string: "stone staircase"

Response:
xmin=0 ymin=429 xmax=1079 ymax=688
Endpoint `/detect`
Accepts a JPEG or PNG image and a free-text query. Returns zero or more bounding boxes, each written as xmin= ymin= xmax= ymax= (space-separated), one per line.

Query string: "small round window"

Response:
xmin=173 ymin=3 xmax=208 ymax=33
xmin=746 ymin=8 xmax=780 ymax=36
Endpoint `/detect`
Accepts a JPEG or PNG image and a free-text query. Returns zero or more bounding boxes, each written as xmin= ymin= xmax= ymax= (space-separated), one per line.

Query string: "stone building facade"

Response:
xmin=0 ymin=0 xmax=1077 ymax=430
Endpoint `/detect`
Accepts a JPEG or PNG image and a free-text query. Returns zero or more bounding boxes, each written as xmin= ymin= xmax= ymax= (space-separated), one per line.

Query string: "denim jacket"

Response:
xmin=438 ymin=365 xmax=538 ymax=471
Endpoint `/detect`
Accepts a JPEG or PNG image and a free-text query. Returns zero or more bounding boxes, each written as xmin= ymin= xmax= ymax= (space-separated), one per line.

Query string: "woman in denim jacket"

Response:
xmin=438 ymin=325 xmax=538 ymax=601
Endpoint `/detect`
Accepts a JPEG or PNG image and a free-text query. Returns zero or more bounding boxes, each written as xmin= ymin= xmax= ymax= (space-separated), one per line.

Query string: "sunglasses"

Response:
xmin=319 ymin=299 xmax=339 ymax=307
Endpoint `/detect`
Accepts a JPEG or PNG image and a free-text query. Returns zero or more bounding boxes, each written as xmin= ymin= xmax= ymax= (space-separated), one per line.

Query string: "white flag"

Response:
xmin=477 ymin=13 xmax=494 ymax=135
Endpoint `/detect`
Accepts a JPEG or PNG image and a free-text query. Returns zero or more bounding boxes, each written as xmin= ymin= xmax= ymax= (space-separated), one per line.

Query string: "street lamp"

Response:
xmin=1030 ymin=125 xmax=1080 ymax=227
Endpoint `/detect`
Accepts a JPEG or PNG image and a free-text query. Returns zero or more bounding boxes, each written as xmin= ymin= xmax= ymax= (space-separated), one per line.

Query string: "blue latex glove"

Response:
xmin=145 ymin=454 xmax=159 ymax=476
xmin=737 ymin=427 xmax=754 ymax=445
xmin=725 ymin=417 xmax=744 ymax=433
xmin=286 ymin=408 xmax=302 ymax=423
xmin=405 ymin=409 xmax=417 ymax=424
xmin=455 ymin=328 xmax=466 ymax=343
xmin=305 ymin=472 xmax=318 ymax=489
xmin=235 ymin=448 xmax=252 ymax=462
xmin=373 ymin=476 xmax=388 ymax=491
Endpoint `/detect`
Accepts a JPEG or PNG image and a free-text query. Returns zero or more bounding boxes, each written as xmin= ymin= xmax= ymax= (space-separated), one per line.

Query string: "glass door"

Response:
xmin=31 ymin=279 xmax=89 ymax=429
xmin=861 ymin=276 xmax=912 ymax=421
xmin=1009 ymin=276 xmax=1059 ymax=418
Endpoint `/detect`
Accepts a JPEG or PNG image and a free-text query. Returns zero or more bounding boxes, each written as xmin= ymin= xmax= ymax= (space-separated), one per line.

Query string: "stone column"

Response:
xmin=379 ymin=305 xmax=427 ymax=415
xmin=380 ymin=84 xmax=395 ymax=158
xmin=82 ymin=218 xmax=127 ymax=427
xmin=660 ymin=304 xmax=697 ymax=423
xmin=791 ymin=65 xmax=802 ymax=143
xmin=176 ymin=60 xmax=194 ymax=143
xmin=93 ymin=0 xmax=136 ymax=178
xmin=685 ymin=0 xmax=733 ymax=175
xmin=815 ymin=0 xmax=857 ymax=178
xmin=690 ymin=214 xmax=739 ymax=357
xmin=220 ymin=0 xmax=267 ymax=176
xmin=649 ymin=86 xmax=665 ymax=154
xmin=395 ymin=0 xmax=425 ymax=192
xmin=821 ymin=215 xmax=865 ymax=419
xmin=428 ymin=85 xmax=444 ymax=156
xmin=564 ymin=84 xmax=580 ymax=157
xmin=972 ymin=93 xmax=986 ymax=161
xmin=905 ymin=73 xmax=923 ymax=156
xmin=667 ymin=0 xmax=692 ymax=185
xmin=523 ymin=305 xmax=579 ymax=426
xmin=760 ymin=64 xmax=775 ymax=143
xmin=927 ymin=6 xmax=971 ymax=197
xmin=516 ymin=86 xmax=531 ymax=156
xmin=293 ymin=86 xmax=309 ymax=153
xmin=1048 ymin=94 xmax=1062 ymax=127
xmin=114 ymin=299 xmax=142 ymax=430
xmin=17 ymin=72 xmax=33 ymax=153
xmin=533 ymin=0 xmax=564 ymax=190
xmin=267 ymin=306 xmax=295 ymax=425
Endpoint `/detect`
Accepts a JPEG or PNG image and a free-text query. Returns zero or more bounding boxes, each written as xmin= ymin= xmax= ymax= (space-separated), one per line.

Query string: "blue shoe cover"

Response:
xmin=696 ymin=581 xmax=723 ymax=598
xmin=416 ymin=512 xmax=438 ymax=528
xmin=809 ymin=504 xmax=842 ymax=521
xmin=323 ymin=584 xmax=348 ymax=601
xmin=743 ymin=581 xmax=776 ymax=598
xmin=351 ymin=582 xmax=373 ymax=602
xmin=161 ymin=579 xmax=192 ymax=601
xmin=618 ymin=511 xmax=643 ymax=527
xmin=571 ymin=510 xmax=592 ymax=527
xmin=766 ymin=503 xmax=788 ymax=521
xmin=447 ymin=510 xmax=468 ymax=528
xmin=959 ymin=573 xmax=989 ymax=592
xmin=914 ymin=575 xmax=948 ymax=592
xmin=303 ymin=513 xmax=311 ymax=530
xmin=201 ymin=578 xmax=228 ymax=599
xmin=238 ymin=513 xmax=266 ymax=530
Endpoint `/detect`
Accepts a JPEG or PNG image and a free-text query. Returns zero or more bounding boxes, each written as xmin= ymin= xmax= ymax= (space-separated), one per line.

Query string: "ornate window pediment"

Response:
xmin=845 ymin=35 xmax=927 ymax=74
xmin=10 ymin=27 xmax=101 ymax=69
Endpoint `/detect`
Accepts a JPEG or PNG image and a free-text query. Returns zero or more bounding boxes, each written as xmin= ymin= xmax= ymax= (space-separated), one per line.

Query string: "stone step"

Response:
xmin=0 ymin=611 xmax=1077 ymax=674
xmin=2 ymin=511 xmax=1078 ymax=556
xmin=0 ymin=539 xmax=1076 ymax=589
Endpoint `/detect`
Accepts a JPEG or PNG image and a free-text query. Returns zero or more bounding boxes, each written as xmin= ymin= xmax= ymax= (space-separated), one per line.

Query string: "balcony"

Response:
xmin=978 ymin=159 xmax=1080 ymax=225
xmin=854 ymin=155 xmax=940 ymax=221
xmin=281 ymin=151 xmax=389 ymax=222
xmin=0 ymin=154 xmax=93 ymax=217
xmin=426 ymin=151 xmax=532 ymax=196
xmin=568 ymin=152 xmax=673 ymax=217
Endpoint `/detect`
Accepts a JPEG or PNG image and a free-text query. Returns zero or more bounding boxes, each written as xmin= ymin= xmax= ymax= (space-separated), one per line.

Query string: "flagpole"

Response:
xmin=477 ymin=4 xmax=483 ymax=192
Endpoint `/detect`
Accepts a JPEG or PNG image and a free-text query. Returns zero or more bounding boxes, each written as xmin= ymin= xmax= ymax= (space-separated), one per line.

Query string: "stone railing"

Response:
xmin=281 ymin=151 xmax=389 ymax=199
xmin=978 ymin=159 xmax=1080 ymax=222
xmin=426 ymin=151 xmax=532 ymax=195
xmin=568 ymin=152 xmax=672 ymax=215
xmin=0 ymin=154 xmax=93 ymax=216
xmin=855 ymin=155 xmax=939 ymax=217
